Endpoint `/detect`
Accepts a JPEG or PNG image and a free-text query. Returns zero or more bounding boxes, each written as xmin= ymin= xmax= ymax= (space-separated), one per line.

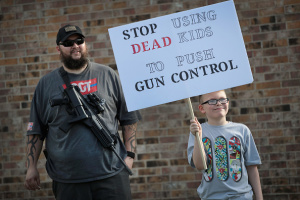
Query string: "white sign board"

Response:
xmin=108 ymin=0 xmax=253 ymax=111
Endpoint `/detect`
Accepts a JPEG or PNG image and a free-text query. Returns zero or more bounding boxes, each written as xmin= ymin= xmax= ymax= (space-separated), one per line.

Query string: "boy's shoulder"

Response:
xmin=229 ymin=121 xmax=248 ymax=128
xmin=228 ymin=122 xmax=251 ymax=131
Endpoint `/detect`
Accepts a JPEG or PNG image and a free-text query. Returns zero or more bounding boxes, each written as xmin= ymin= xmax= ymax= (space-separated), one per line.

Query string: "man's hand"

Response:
xmin=25 ymin=167 xmax=41 ymax=190
xmin=124 ymin=156 xmax=134 ymax=170
xmin=24 ymin=134 xmax=43 ymax=191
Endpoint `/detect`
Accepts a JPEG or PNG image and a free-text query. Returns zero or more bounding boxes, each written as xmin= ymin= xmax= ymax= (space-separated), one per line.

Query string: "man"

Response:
xmin=25 ymin=24 xmax=141 ymax=200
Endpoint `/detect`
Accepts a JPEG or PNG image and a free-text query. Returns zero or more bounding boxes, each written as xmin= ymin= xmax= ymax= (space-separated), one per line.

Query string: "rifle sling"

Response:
xmin=59 ymin=67 xmax=72 ymax=87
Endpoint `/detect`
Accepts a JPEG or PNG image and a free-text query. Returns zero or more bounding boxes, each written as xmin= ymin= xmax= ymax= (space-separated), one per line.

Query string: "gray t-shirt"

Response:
xmin=27 ymin=62 xmax=141 ymax=183
xmin=187 ymin=122 xmax=261 ymax=200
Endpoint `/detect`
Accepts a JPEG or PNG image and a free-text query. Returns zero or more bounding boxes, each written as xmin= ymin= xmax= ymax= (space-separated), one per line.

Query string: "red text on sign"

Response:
xmin=131 ymin=37 xmax=172 ymax=54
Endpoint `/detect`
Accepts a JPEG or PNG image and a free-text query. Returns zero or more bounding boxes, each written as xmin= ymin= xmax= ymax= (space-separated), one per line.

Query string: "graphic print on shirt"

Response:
xmin=229 ymin=136 xmax=242 ymax=182
xmin=214 ymin=136 xmax=228 ymax=181
xmin=27 ymin=122 xmax=34 ymax=131
xmin=63 ymin=78 xmax=98 ymax=95
xmin=202 ymin=137 xmax=213 ymax=182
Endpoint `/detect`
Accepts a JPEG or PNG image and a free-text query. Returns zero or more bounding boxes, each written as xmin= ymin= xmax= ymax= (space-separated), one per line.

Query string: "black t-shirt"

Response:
xmin=27 ymin=62 xmax=141 ymax=183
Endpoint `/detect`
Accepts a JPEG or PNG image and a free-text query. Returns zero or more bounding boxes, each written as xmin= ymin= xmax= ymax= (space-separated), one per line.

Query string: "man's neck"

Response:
xmin=62 ymin=64 xmax=88 ymax=74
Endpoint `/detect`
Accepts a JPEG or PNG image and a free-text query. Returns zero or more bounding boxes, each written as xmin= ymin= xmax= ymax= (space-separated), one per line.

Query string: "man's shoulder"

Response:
xmin=89 ymin=62 xmax=119 ymax=81
xmin=37 ymin=67 xmax=61 ymax=85
xmin=41 ymin=66 xmax=60 ymax=77
xmin=90 ymin=62 xmax=115 ymax=72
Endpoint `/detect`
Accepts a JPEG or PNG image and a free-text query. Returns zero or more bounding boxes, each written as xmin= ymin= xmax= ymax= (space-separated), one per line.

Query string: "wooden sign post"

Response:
xmin=186 ymin=98 xmax=207 ymax=170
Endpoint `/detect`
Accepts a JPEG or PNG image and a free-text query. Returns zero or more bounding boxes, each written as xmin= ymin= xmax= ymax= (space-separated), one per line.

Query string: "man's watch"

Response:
xmin=127 ymin=151 xmax=135 ymax=159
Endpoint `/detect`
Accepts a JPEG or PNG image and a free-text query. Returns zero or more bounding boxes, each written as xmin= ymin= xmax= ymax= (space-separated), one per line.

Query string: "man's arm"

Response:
xmin=122 ymin=123 xmax=138 ymax=169
xmin=24 ymin=134 xmax=43 ymax=191
xmin=246 ymin=165 xmax=263 ymax=200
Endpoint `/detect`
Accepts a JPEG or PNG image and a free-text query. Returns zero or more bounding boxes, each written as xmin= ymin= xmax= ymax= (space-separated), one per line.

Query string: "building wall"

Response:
xmin=0 ymin=0 xmax=299 ymax=199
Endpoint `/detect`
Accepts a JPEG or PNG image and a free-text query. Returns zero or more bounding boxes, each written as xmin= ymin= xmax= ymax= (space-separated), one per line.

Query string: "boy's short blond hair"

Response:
xmin=198 ymin=90 xmax=227 ymax=104
xmin=198 ymin=95 xmax=203 ymax=104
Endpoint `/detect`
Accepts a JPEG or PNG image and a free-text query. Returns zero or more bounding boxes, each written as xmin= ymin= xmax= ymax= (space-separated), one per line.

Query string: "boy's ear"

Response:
xmin=56 ymin=46 xmax=60 ymax=52
xmin=198 ymin=104 xmax=206 ymax=114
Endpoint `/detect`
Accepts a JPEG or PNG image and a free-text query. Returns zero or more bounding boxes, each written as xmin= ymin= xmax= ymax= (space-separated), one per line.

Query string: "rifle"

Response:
xmin=49 ymin=67 xmax=133 ymax=175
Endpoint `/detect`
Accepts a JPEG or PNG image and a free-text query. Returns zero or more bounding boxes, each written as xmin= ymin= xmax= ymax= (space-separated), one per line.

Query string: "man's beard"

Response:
xmin=60 ymin=49 xmax=89 ymax=70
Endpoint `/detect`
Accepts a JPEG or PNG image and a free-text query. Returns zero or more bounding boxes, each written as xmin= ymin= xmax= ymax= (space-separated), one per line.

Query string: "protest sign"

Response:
xmin=108 ymin=0 xmax=253 ymax=112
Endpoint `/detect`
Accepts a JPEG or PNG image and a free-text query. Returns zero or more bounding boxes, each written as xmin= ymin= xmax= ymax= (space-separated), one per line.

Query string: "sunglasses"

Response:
xmin=201 ymin=98 xmax=229 ymax=105
xmin=59 ymin=38 xmax=84 ymax=47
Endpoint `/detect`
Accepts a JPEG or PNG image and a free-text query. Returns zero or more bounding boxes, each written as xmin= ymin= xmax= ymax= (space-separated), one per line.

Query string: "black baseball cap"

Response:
xmin=56 ymin=25 xmax=85 ymax=45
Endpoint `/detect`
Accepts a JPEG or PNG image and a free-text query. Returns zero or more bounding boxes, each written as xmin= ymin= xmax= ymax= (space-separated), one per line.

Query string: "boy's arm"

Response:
xmin=25 ymin=134 xmax=43 ymax=191
xmin=122 ymin=122 xmax=138 ymax=169
xmin=246 ymin=165 xmax=263 ymax=200
xmin=190 ymin=117 xmax=207 ymax=170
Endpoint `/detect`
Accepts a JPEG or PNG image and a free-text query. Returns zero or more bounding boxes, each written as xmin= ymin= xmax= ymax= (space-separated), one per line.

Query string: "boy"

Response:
xmin=187 ymin=90 xmax=263 ymax=200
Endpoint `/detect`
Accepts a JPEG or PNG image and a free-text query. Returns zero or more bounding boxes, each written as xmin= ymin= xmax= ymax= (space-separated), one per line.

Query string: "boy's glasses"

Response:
xmin=59 ymin=38 xmax=84 ymax=47
xmin=201 ymin=98 xmax=229 ymax=105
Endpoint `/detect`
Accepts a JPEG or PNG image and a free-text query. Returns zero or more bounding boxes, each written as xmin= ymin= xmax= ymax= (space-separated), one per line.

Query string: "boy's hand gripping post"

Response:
xmin=186 ymin=98 xmax=207 ymax=170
